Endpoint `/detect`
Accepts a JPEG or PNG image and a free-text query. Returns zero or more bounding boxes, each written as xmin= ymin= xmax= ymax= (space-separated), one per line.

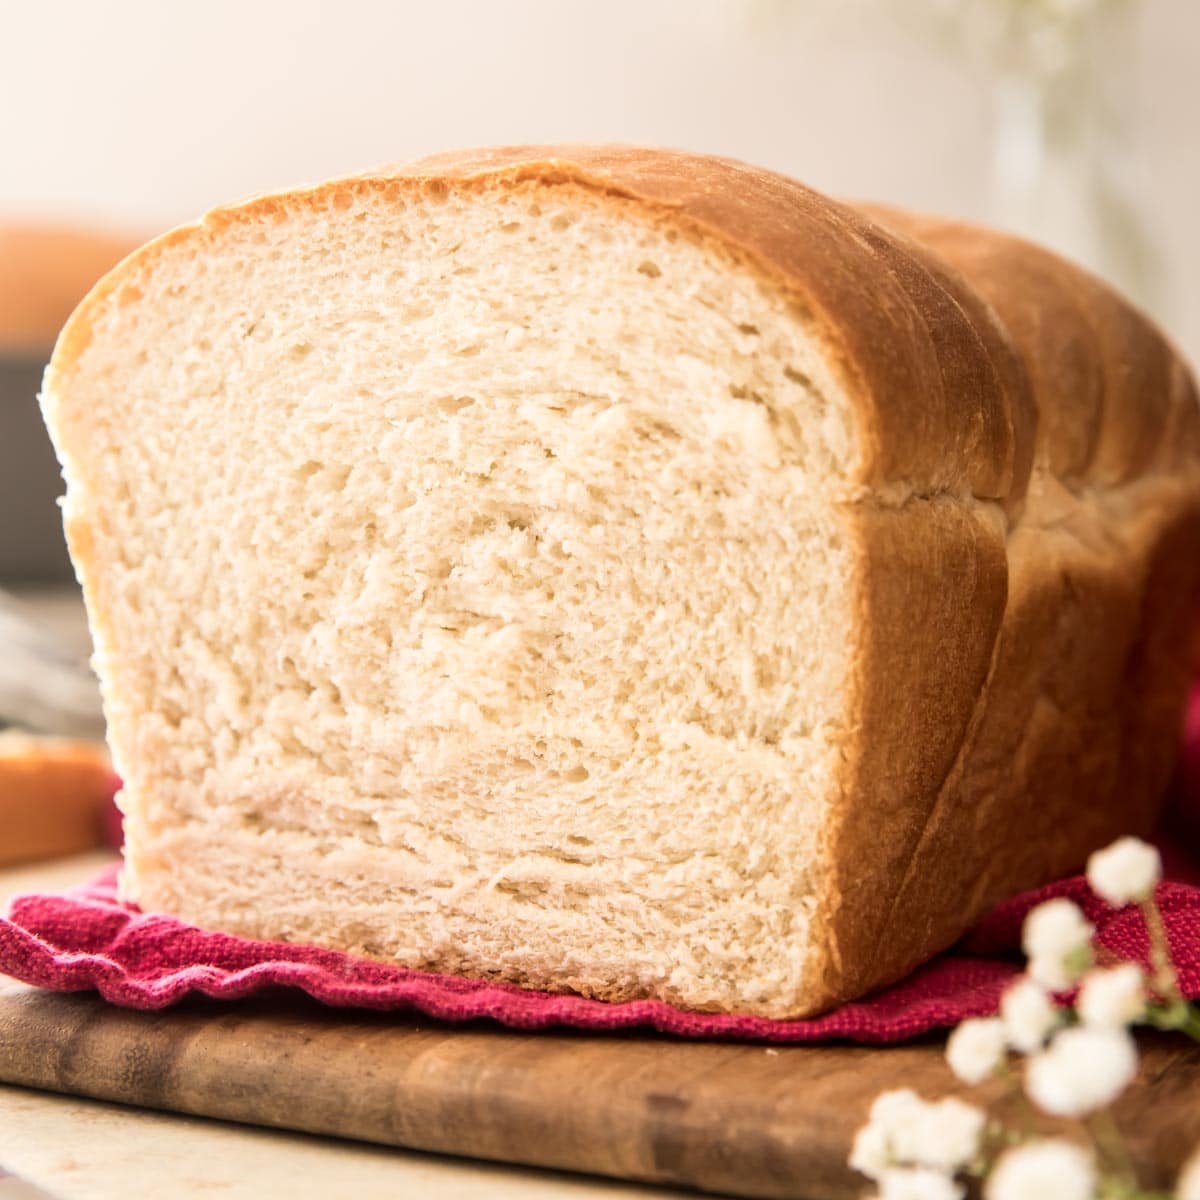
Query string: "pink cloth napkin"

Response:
xmin=0 ymin=856 xmax=1193 ymax=1043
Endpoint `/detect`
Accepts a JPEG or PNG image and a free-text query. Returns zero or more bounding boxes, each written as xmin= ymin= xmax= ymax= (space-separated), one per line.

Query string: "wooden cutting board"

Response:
xmin=1 ymin=977 xmax=1198 ymax=1199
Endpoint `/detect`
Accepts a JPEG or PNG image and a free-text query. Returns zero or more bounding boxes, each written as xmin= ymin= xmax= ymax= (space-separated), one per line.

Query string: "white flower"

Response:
xmin=1087 ymin=837 xmax=1162 ymax=907
xmin=985 ymin=1139 xmax=1096 ymax=1200
xmin=914 ymin=1098 xmax=985 ymax=1172
xmin=856 ymin=1090 xmax=984 ymax=1175
xmin=1025 ymin=1026 xmax=1137 ymax=1116
xmin=869 ymin=1089 xmax=926 ymax=1139
xmin=864 ymin=1089 xmax=928 ymax=1172
xmin=946 ymin=1017 xmax=1007 ymax=1085
xmin=850 ymin=1120 xmax=890 ymax=1181
xmin=1076 ymin=964 xmax=1146 ymax=1030
xmin=878 ymin=1166 xmax=963 ymax=1200
xmin=1022 ymin=899 xmax=1094 ymax=990
xmin=1000 ymin=976 xmax=1059 ymax=1052
xmin=867 ymin=1090 xmax=936 ymax=1166
xmin=1178 ymin=1145 xmax=1200 ymax=1200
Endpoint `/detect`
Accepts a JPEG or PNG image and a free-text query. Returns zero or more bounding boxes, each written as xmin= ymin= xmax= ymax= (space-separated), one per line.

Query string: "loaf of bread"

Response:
xmin=40 ymin=146 xmax=1200 ymax=1017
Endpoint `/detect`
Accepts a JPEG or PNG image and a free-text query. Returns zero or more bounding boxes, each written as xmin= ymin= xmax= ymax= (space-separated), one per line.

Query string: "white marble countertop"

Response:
xmin=0 ymin=854 xmax=686 ymax=1200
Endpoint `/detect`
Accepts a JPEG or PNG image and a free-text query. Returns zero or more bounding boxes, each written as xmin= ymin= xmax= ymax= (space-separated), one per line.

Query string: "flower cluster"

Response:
xmin=849 ymin=836 xmax=1200 ymax=1199
xmin=850 ymin=1089 xmax=985 ymax=1197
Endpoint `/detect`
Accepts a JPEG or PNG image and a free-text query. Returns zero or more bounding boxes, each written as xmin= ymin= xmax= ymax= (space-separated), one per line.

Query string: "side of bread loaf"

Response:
xmin=41 ymin=146 xmax=1200 ymax=1016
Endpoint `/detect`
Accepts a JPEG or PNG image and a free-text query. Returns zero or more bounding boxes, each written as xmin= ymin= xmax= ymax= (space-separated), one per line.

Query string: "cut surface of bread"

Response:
xmin=42 ymin=146 xmax=1200 ymax=1017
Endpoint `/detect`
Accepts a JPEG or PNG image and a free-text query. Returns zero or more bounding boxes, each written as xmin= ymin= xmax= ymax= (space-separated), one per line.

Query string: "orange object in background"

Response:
xmin=0 ymin=223 xmax=139 ymax=354
xmin=0 ymin=732 xmax=115 ymax=865
xmin=1 ymin=222 xmax=145 ymax=580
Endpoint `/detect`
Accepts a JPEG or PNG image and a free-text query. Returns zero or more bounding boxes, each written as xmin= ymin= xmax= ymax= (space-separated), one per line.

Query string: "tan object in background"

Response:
xmin=39 ymin=145 xmax=1200 ymax=1017
xmin=0 ymin=732 xmax=113 ymax=866
xmin=0 ymin=224 xmax=137 ymax=354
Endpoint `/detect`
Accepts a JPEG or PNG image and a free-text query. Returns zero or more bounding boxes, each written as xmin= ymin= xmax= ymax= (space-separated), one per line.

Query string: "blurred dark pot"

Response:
xmin=0 ymin=351 xmax=72 ymax=581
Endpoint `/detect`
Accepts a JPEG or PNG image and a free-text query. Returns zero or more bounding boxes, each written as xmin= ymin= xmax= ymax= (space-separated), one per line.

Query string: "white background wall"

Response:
xmin=2 ymin=0 xmax=1197 ymax=359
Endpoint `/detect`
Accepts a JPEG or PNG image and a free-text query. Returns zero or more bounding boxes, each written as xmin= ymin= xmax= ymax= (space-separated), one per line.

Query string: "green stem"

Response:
xmin=1140 ymin=898 xmax=1182 ymax=1006
xmin=1180 ymin=1006 xmax=1200 ymax=1042
xmin=996 ymin=1056 xmax=1038 ymax=1141
xmin=1146 ymin=1001 xmax=1185 ymax=1030
xmin=1086 ymin=1107 xmax=1139 ymax=1193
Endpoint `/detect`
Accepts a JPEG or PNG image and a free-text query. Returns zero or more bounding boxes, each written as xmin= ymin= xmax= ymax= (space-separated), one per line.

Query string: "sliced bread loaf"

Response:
xmin=41 ymin=146 xmax=1200 ymax=1016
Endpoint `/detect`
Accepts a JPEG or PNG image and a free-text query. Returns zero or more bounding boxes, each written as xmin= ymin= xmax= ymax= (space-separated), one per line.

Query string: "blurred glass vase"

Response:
xmin=983 ymin=0 xmax=1158 ymax=307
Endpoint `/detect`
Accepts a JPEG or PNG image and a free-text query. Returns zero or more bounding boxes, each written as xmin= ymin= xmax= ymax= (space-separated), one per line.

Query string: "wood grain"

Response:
xmin=0 ymin=977 xmax=1197 ymax=1199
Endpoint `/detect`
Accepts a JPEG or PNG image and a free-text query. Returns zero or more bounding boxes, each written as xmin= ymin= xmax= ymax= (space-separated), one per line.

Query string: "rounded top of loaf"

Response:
xmin=47 ymin=144 xmax=1200 ymax=512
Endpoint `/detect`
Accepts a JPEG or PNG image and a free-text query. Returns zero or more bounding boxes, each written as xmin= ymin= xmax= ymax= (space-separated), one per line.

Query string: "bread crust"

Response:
xmin=822 ymin=206 xmax=1200 ymax=1008
xmin=43 ymin=146 xmax=1200 ymax=1016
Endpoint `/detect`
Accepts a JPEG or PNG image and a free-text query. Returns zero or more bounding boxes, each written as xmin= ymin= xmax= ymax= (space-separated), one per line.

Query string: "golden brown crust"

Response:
xmin=863 ymin=206 xmax=1199 ymax=485
xmin=50 ymin=144 xmax=1031 ymax=506
xmin=822 ymin=207 xmax=1200 ymax=1010
xmin=44 ymin=145 xmax=1200 ymax=1016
